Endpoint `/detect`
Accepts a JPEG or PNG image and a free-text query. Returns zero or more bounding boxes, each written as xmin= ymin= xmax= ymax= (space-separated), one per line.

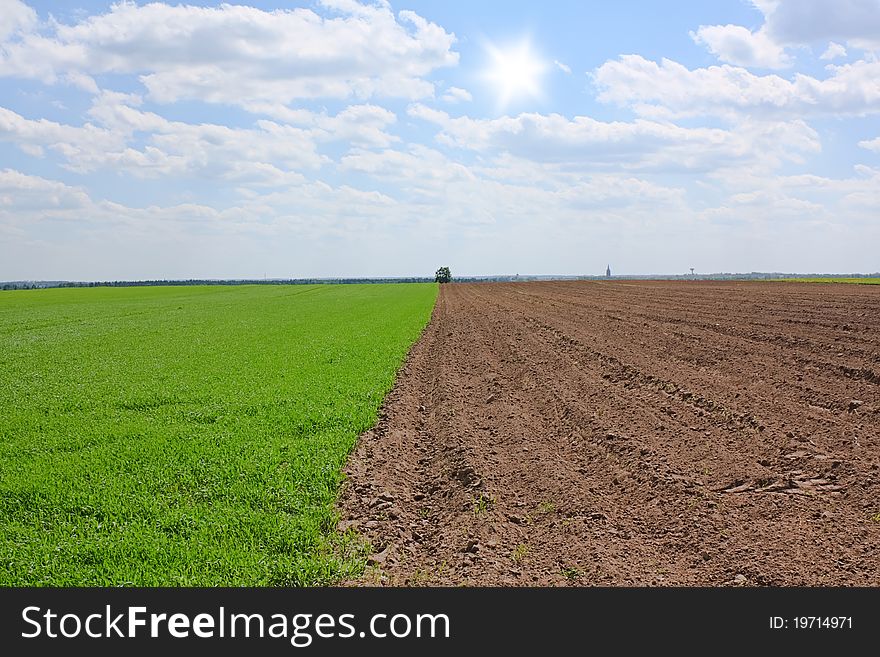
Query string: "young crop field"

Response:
xmin=0 ymin=283 xmax=436 ymax=586
xmin=777 ymin=278 xmax=880 ymax=285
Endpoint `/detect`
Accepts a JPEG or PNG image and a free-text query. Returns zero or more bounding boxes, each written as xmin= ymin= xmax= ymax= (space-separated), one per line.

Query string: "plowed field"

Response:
xmin=339 ymin=281 xmax=880 ymax=585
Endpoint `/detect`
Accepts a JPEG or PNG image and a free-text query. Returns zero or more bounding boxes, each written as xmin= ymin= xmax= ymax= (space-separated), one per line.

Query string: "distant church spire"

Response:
xmin=606 ymin=264 xmax=611 ymax=278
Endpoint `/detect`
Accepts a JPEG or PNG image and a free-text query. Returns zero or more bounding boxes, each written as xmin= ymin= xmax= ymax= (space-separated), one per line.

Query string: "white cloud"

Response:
xmin=593 ymin=54 xmax=880 ymax=120
xmin=0 ymin=91 xmax=407 ymax=183
xmin=0 ymin=166 xmax=401 ymax=238
xmin=859 ymin=136 xmax=880 ymax=152
xmin=441 ymin=86 xmax=472 ymax=103
xmin=735 ymin=165 xmax=880 ymax=213
xmin=554 ymin=60 xmax=572 ymax=74
xmin=759 ymin=0 xmax=880 ymax=50
xmin=0 ymin=168 xmax=90 ymax=212
xmin=0 ymin=104 xmax=125 ymax=170
xmin=0 ymin=0 xmax=36 ymax=41
xmin=693 ymin=2 xmax=880 ymax=70
xmin=725 ymin=188 xmax=826 ymax=217
xmin=0 ymin=1 xmax=458 ymax=108
xmin=0 ymin=95 xmax=327 ymax=181
xmin=63 ymin=71 xmax=99 ymax=94
xmin=234 ymin=102 xmax=399 ymax=147
xmin=691 ymin=24 xmax=790 ymax=69
xmin=339 ymin=143 xmax=689 ymax=239
xmin=341 ymin=144 xmax=474 ymax=183
xmin=820 ymin=41 xmax=847 ymax=60
xmin=312 ymin=104 xmax=399 ymax=147
xmin=699 ymin=164 xmax=880 ymax=234
xmin=340 ymin=144 xmax=466 ymax=196
xmin=0 ymin=161 xmax=692 ymax=280
xmin=251 ymin=103 xmax=399 ymax=148
xmin=407 ymin=103 xmax=818 ymax=172
xmin=3 ymin=156 xmax=877 ymax=278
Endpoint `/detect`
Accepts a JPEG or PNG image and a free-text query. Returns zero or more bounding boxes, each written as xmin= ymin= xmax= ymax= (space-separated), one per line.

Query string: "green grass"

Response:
xmin=0 ymin=283 xmax=437 ymax=586
xmin=776 ymin=278 xmax=880 ymax=285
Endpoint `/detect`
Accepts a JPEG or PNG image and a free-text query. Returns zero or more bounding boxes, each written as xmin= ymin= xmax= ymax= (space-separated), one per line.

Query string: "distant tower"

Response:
xmin=606 ymin=264 xmax=611 ymax=278
xmin=690 ymin=268 xmax=695 ymax=276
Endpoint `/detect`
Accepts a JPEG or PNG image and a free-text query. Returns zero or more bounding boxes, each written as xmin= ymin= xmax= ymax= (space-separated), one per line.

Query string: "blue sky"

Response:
xmin=1 ymin=0 xmax=879 ymax=279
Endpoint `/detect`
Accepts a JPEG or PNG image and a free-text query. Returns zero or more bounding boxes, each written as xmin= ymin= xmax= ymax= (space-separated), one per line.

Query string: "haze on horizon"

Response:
xmin=1 ymin=0 xmax=879 ymax=281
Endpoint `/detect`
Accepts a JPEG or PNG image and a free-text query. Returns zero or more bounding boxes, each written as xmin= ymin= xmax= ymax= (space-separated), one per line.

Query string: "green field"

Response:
xmin=0 ymin=283 xmax=437 ymax=585
xmin=778 ymin=278 xmax=880 ymax=285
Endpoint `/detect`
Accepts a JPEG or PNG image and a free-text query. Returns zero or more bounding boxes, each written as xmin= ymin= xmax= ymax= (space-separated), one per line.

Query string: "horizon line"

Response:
xmin=3 ymin=271 xmax=880 ymax=287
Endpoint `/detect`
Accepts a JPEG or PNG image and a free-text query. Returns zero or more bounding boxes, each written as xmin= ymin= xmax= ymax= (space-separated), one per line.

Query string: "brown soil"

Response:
xmin=337 ymin=281 xmax=880 ymax=586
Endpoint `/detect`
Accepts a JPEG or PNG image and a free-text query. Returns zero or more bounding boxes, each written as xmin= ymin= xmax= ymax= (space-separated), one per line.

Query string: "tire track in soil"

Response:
xmin=337 ymin=281 xmax=880 ymax=586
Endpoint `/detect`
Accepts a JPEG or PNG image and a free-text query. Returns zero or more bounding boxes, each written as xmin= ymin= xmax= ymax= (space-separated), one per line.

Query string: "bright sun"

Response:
xmin=484 ymin=38 xmax=545 ymax=109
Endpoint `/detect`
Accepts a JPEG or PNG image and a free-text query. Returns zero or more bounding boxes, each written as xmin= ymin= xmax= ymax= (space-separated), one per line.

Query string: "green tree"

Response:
xmin=434 ymin=266 xmax=452 ymax=283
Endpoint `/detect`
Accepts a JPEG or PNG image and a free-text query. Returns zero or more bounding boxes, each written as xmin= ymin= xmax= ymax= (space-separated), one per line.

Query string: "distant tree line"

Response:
xmin=3 ymin=272 xmax=879 ymax=291
xmin=1 ymin=278 xmax=435 ymax=291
